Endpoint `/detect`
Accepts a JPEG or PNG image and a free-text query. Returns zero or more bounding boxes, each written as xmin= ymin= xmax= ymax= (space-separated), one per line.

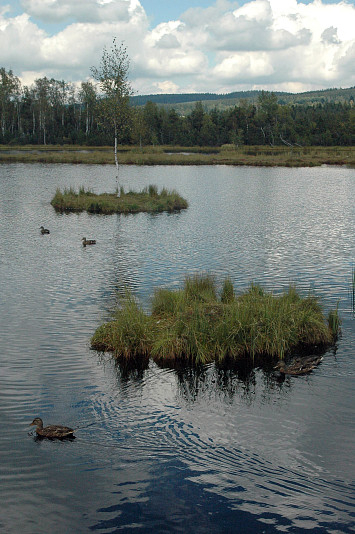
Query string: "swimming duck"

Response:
xmin=82 ymin=237 xmax=96 ymax=246
xmin=40 ymin=226 xmax=50 ymax=234
xmin=274 ymin=355 xmax=323 ymax=376
xmin=30 ymin=417 xmax=75 ymax=439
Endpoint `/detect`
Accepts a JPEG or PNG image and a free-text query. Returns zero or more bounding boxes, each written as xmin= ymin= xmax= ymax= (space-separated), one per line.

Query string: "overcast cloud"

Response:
xmin=0 ymin=0 xmax=354 ymax=94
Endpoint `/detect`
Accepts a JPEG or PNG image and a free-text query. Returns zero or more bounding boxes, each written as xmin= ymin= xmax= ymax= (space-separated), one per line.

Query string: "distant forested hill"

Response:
xmin=131 ymin=87 xmax=355 ymax=113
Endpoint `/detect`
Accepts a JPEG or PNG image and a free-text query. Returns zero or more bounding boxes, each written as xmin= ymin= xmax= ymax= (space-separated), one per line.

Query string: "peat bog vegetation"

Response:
xmin=91 ymin=274 xmax=340 ymax=368
xmin=51 ymin=185 xmax=188 ymax=214
xmin=1 ymin=144 xmax=355 ymax=167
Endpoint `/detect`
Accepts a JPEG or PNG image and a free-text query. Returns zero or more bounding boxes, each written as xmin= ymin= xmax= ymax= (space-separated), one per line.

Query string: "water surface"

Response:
xmin=0 ymin=163 xmax=354 ymax=533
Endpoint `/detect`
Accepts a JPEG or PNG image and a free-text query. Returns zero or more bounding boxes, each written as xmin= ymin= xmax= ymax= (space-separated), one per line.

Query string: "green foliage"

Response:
xmin=90 ymin=39 xmax=133 ymax=137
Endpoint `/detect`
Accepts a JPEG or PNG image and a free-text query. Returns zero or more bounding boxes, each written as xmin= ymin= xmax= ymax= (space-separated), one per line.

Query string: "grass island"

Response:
xmin=51 ymin=185 xmax=188 ymax=214
xmin=91 ymin=274 xmax=340 ymax=367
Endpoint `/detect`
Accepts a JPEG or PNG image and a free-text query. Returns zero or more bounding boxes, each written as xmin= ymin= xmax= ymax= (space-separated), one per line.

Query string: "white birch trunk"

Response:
xmin=114 ymin=123 xmax=119 ymax=195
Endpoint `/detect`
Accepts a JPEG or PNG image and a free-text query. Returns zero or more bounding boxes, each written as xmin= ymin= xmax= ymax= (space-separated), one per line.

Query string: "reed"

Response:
xmin=328 ymin=302 xmax=341 ymax=337
xmin=51 ymin=185 xmax=188 ymax=214
xmin=91 ymin=275 xmax=339 ymax=366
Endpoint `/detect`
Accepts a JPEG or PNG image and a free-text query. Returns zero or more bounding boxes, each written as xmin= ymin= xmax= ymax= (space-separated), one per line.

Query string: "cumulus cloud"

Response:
xmin=0 ymin=0 xmax=354 ymax=93
xmin=0 ymin=14 xmax=47 ymax=71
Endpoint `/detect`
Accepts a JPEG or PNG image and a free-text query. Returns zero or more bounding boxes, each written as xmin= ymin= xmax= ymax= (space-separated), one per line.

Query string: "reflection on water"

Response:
xmin=0 ymin=163 xmax=354 ymax=533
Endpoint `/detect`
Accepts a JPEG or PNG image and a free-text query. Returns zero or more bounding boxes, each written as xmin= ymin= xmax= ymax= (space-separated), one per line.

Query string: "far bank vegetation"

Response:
xmin=0 ymin=66 xmax=353 ymax=149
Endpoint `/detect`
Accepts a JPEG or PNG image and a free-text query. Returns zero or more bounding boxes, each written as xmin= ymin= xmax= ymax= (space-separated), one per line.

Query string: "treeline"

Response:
xmin=131 ymin=87 xmax=355 ymax=108
xmin=0 ymin=67 xmax=354 ymax=147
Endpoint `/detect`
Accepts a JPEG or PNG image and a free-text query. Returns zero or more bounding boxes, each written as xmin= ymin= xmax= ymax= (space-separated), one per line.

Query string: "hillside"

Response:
xmin=131 ymin=86 xmax=355 ymax=113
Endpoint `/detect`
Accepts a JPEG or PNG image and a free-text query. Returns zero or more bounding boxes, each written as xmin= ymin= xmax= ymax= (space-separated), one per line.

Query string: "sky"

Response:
xmin=0 ymin=0 xmax=354 ymax=95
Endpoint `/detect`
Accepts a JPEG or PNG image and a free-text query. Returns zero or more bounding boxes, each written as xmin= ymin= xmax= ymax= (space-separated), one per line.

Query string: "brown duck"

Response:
xmin=30 ymin=417 xmax=75 ymax=439
xmin=274 ymin=355 xmax=323 ymax=376
xmin=82 ymin=237 xmax=96 ymax=246
xmin=40 ymin=226 xmax=50 ymax=234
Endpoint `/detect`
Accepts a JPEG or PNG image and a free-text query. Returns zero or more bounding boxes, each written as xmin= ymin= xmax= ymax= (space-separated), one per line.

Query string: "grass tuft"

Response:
xmin=91 ymin=292 xmax=153 ymax=361
xmin=51 ymin=185 xmax=188 ymax=214
xmin=91 ymin=275 xmax=340 ymax=366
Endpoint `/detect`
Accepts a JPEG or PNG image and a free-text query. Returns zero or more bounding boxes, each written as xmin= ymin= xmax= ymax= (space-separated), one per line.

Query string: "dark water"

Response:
xmin=0 ymin=163 xmax=354 ymax=533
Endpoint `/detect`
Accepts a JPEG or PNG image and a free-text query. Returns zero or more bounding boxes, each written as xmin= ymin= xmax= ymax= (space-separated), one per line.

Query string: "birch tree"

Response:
xmin=91 ymin=39 xmax=133 ymax=192
xmin=79 ymin=81 xmax=97 ymax=136
xmin=33 ymin=77 xmax=50 ymax=144
xmin=0 ymin=68 xmax=21 ymax=138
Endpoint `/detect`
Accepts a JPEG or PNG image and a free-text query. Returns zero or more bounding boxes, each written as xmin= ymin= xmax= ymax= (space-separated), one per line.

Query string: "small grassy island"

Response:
xmin=91 ymin=274 xmax=340 ymax=366
xmin=51 ymin=185 xmax=188 ymax=214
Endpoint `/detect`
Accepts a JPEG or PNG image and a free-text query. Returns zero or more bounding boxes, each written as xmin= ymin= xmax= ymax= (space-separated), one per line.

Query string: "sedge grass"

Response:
xmin=90 ymin=292 xmax=153 ymax=361
xmin=51 ymin=185 xmax=188 ymax=214
xmin=91 ymin=275 xmax=340 ymax=366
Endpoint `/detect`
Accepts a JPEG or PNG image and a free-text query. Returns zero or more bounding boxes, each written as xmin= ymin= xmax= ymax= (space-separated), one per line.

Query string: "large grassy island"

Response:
xmin=1 ymin=144 xmax=354 ymax=167
xmin=51 ymin=185 xmax=188 ymax=214
xmin=91 ymin=274 xmax=340 ymax=366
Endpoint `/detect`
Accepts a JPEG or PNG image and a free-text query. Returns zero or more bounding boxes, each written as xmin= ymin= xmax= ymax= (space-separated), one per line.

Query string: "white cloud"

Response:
xmin=213 ymin=52 xmax=275 ymax=81
xmin=0 ymin=14 xmax=47 ymax=70
xmin=152 ymin=80 xmax=180 ymax=93
xmin=0 ymin=0 xmax=354 ymax=93
xmin=20 ymin=0 xmax=144 ymax=23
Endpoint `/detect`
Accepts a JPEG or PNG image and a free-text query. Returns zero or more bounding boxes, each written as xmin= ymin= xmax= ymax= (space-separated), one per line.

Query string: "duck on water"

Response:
xmin=82 ymin=237 xmax=96 ymax=246
xmin=30 ymin=417 xmax=75 ymax=439
xmin=274 ymin=355 xmax=323 ymax=376
xmin=40 ymin=226 xmax=50 ymax=234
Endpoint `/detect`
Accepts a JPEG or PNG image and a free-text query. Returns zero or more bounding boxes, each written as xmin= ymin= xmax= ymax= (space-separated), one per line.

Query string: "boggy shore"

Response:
xmin=1 ymin=144 xmax=354 ymax=167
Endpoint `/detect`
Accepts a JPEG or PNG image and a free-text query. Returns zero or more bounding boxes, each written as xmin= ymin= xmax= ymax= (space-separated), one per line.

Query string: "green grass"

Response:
xmin=91 ymin=292 xmax=152 ymax=362
xmin=51 ymin=185 xmax=188 ymax=214
xmin=1 ymin=144 xmax=354 ymax=167
xmin=91 ymin=274 xmax=340 ymax=366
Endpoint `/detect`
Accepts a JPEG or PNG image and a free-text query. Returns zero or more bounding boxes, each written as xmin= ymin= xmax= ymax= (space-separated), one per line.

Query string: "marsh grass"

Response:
xmin=51 ymin=185 xmax=188 ymax=214
xmin=328 ymin=302 xmax=341 ymax=336
xmin=91 ymin=292 xmax=152 ymax=362
xmin=91 ymin=275 xmax=340 ymax=366
xmin=1 ymin=144 xmax=354 ymax=167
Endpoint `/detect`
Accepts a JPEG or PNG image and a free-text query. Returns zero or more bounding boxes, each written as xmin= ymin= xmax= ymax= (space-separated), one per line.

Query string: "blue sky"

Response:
xmin=1 ymin=0 xmax=355 ymax=94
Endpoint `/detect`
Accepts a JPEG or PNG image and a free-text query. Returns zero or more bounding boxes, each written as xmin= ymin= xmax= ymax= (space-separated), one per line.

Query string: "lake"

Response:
xmin=0 ymin=163 xmax=354 ymax=533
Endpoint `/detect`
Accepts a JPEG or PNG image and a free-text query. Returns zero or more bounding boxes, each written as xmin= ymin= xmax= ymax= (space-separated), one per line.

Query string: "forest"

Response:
xmin=0 ymin=66 xmax=354 ymax=148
